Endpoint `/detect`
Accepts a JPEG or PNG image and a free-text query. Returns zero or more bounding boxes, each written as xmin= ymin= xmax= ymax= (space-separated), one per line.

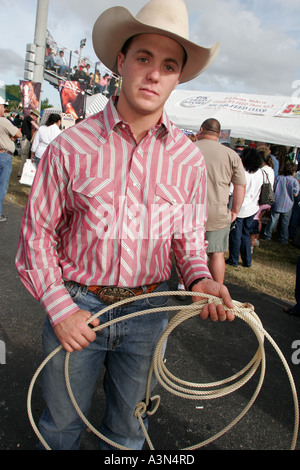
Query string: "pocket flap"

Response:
xmin=155 ymin=183 xmax=189 ymax=204
xmin=72 ymin=177 xmax=114 ymax=197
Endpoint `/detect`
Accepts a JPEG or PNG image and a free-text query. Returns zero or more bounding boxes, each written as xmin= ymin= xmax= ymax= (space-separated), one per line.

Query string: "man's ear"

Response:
xmin=117 ymin=51 xmax=125 ymax=77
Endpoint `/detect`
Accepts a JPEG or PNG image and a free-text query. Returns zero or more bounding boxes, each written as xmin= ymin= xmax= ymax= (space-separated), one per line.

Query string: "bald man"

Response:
xmin=195 ymin=119 xmax=246 ymax=283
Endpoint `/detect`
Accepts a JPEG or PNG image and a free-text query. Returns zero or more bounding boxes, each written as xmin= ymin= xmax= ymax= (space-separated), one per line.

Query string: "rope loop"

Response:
xmin=27 ymin=290 xmax=299 ymax=451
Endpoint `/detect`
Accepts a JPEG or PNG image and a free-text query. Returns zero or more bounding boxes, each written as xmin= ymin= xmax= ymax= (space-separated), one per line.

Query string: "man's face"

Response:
xmin=117 ymin=33 xmax=185 ymax=119
xmin=0 ymin=104 xmax=4 ymax=117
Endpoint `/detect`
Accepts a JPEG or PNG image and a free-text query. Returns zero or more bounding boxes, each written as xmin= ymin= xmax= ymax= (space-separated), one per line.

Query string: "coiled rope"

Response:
xmin=27 ymin=291 xmax=299 ymax=450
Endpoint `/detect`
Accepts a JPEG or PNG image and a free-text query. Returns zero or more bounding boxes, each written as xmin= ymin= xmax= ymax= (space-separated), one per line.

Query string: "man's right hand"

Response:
xmin=53 ymin=310 xmax=100 ymax=353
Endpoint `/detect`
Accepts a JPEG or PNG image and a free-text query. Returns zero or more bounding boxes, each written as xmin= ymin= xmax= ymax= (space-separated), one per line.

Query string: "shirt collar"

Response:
xmin=102 ymin=97 xmax=176 ymax=141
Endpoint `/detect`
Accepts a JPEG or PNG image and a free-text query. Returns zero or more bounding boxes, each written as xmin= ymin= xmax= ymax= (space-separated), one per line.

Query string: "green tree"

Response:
xmin=6 ymin=84 xmax=53 ymax=111
xmin=41 ymin=97 xmax=53 ymax=110
xmin=5 ymin=84 xmax=21 ymax=111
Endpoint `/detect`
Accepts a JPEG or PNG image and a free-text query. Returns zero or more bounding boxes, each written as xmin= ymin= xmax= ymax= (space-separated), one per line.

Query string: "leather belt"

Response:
xmin=71 ymin=282 xmax=160 ymax=305
xmin=0 ymin=149 xmax=12 ymax=155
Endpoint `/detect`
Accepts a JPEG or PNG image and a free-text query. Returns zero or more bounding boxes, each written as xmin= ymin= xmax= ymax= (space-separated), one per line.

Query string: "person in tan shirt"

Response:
xmin=195 ymin=119 xmax=246 ymax=283
xmin=0 ymin=97 xmax=22 ymax=221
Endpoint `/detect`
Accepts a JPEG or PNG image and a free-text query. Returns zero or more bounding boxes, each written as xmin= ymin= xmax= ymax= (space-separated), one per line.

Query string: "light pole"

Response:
xmin=78 ymin=38 xmax=86 ymax=67
xmin=33 ymin=0 xmax=49 ymax=84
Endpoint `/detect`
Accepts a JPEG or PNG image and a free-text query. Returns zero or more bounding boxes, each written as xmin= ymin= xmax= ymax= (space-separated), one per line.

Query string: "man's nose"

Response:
xmin=146 ymin=65 xmax=160 ymax=81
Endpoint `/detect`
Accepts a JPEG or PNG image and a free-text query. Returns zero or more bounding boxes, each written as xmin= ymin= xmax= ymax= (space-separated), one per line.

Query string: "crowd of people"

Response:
xmin=0 ymin=101 xmax=63 ymax=222
xmin=179 ymin=121 xmax=300 ymax=289
xmin=45 ymin=45 xmax=121 ymax=97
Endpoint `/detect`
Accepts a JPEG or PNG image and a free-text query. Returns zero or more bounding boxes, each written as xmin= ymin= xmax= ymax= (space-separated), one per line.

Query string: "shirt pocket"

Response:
xmin=72 ymin=177 xmax=115 ymax=233
xmin=152 ymin=183 xmax=190 ymax=239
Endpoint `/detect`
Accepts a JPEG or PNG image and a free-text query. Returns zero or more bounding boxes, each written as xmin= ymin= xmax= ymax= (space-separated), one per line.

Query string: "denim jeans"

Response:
xmin=228 ymin=215 xmax=255 ymax=267
xmin=34 ymin=156 xmax=41 ymax=167
xmin=38 ymin=281 xmax=169 ymax=450
xmin=289 ymin=194 xmax=300 ymax=240
xmin=0 ymin=152 xmax=12 ymax=215
xmin=264 ymin=207 xmax=293 ymax=244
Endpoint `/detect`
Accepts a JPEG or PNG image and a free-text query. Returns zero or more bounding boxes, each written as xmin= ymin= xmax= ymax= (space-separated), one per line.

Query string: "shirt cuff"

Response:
xmin=188 ymin=277 xmax=211 ymax=290
xmin=40 ymin=285 xmax=80 ymax=326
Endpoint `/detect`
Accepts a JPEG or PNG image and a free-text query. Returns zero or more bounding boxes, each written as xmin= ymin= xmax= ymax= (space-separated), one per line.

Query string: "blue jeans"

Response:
xmin=34 ymin=156 xmax=41 ymax=167
xmin=0 ymin=152 xmax=12 ymax=215
xmin=289 ymin=194 xmax=300 ymax=239
xmin=58 ymin=65 xmax=69 ymax=76
xmin=264 ymin=207 xmax=293 ymax=244
xmin=294 ymin=256 xmax=300 ymax=312
xmin=228 ymin=215 xmax=255 ymax=267
xmin=38 ymin=281 xmax=169 ymax=450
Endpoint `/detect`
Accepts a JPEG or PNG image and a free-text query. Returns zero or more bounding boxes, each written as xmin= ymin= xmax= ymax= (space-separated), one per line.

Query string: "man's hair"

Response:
xmin=200 ymin=118 xmax=221 ymax=135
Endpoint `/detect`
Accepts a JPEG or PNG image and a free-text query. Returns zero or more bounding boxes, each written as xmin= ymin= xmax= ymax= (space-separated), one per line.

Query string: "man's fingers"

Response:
xmin=198 ymin=301 xmax=234 ymax=322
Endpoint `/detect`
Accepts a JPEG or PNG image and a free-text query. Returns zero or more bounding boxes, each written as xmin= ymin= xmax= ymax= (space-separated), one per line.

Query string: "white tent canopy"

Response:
xmin=85 ymin=93 xmax=108 ymax=117
xmin=165 ymin=90 xmax=300 ymax=147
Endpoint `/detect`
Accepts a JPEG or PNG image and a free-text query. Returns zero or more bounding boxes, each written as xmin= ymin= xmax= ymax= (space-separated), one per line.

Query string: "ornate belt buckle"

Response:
xmin=98 ymin=287 xmax=135 ymax=305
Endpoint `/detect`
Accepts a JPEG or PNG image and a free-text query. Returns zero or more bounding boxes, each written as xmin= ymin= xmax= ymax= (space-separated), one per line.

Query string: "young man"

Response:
xmin=16 ymin=0 xmax=234 ymax=450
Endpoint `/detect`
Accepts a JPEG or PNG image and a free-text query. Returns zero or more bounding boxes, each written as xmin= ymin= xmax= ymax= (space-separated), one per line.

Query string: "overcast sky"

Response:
xmin=1 ymin=0 xmax=300 ymax=106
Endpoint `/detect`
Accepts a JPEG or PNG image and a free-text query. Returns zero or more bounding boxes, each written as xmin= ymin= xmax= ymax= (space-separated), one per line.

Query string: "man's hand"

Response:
xmin=191 ymin=278 xmax=235 ymax=322
xmin=53 ymin=309 xmax=100 ymax=353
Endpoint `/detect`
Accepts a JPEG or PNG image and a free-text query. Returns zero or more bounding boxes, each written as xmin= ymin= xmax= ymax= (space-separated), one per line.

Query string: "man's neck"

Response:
xmin=198 ymin=133 xmax=219 ymax=142
xmin=116 ymin=96 xmax=163 ymax=144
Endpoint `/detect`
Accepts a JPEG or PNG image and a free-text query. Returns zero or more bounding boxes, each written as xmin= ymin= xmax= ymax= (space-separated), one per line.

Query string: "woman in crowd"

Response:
xmin=226 ymin=148 xmax=264 ymax=267
xmin=31 ymin=113 xmax=61 ymax=167
xmin=263 ymin=161 xmax=299 ymax=244
xmin=250 ymin=145 xmax=275 ymax=252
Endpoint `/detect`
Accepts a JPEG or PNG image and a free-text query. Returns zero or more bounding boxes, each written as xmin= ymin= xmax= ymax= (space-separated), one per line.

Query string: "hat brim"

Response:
xmin=92 ymin=6 xmax=219 ymax=84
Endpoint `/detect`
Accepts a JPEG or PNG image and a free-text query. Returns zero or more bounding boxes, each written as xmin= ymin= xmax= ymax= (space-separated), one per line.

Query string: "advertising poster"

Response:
xmin=58 ymin=80 xmax=86 ymax=121
xmin=19 ymin=80 xmax=41 ymax=116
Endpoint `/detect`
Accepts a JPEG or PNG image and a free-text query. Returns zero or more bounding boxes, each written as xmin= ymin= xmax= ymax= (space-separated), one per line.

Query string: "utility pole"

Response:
xmin=33 ymin=0 xmax=49 ymax=83
xmin=78 ymin=38 xmax=86 ymax=67
xmin=24 ymin=0 xmax=49 ymax=84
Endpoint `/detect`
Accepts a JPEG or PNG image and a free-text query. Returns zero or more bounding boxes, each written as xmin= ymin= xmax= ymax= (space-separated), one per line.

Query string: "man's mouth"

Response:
xmin=140 ymin=88 xmax=159 ymax=96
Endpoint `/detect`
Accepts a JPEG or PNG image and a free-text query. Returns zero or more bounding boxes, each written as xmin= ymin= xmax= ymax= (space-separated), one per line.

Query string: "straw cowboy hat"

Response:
xmin=30 ymin=109 xmax=40 ymax=118
xmin=92 ymin=0 xmax=219 ymax=84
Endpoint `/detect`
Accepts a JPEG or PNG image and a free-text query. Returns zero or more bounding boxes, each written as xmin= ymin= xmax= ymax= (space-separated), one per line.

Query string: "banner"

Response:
xmin=19 ymin=80 xmax=41 ymax=116
xmin=58 ymin=80 xmax=86 ymax=121
xmin=275 ymin=103 xmax=300 ymax=118
xmin=179 ymin=94 xmax=275 ymax=116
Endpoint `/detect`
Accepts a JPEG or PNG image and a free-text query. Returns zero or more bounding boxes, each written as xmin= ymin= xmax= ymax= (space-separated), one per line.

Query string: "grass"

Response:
xmin=6 ymin=157 xmax=299 ymax=305
xmin=224 ymin=238 xmax=299 ymax=304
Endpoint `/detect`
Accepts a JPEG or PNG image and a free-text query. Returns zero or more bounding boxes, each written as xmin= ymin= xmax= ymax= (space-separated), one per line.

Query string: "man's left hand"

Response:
xmin=191 ymin=278 xmax=235 ymax=322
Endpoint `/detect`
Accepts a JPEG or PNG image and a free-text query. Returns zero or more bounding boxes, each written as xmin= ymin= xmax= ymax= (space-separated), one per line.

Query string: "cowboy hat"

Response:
xmin=30 ymin=109 xmax=40 ymax=117
xmin=92 ymin=0 xmax=219 ymax=84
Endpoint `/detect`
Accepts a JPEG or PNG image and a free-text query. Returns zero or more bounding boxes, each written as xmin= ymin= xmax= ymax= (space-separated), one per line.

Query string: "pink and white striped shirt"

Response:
xmin=16 ymin=98 xmax=211 ymax=326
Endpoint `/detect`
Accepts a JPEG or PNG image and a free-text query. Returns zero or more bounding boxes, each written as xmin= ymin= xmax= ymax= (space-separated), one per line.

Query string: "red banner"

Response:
xmin=58 ymin=80 xmax=86 ymax=121
xmin=19 ymin=80 xmax=41 ymax=116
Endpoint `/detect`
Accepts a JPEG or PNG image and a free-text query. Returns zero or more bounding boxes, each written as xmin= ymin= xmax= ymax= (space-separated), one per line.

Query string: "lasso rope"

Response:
xmin=27 ymin=291 xmax=299 ymax=450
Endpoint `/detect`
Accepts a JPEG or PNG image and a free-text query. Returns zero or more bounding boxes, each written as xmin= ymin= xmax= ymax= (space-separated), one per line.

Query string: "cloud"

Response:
xmin=0 ymin=48 xmax=24 ymax=79
xmin=184 ymin=0 xmax=300 ymax=96
xmin=2 ymin=0 xmax=300 ymax=99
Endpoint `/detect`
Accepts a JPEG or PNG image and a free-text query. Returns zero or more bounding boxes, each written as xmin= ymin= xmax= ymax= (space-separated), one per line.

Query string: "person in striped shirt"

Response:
xmin=16 ymin=0 xmax=234 ymax=450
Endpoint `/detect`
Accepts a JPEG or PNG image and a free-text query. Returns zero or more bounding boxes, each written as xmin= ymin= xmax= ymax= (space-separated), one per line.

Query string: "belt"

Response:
xmin=70 ymin=282 xmax=160 ymax=305
xmin=0 ymin=149 xmax=12 ymax=155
